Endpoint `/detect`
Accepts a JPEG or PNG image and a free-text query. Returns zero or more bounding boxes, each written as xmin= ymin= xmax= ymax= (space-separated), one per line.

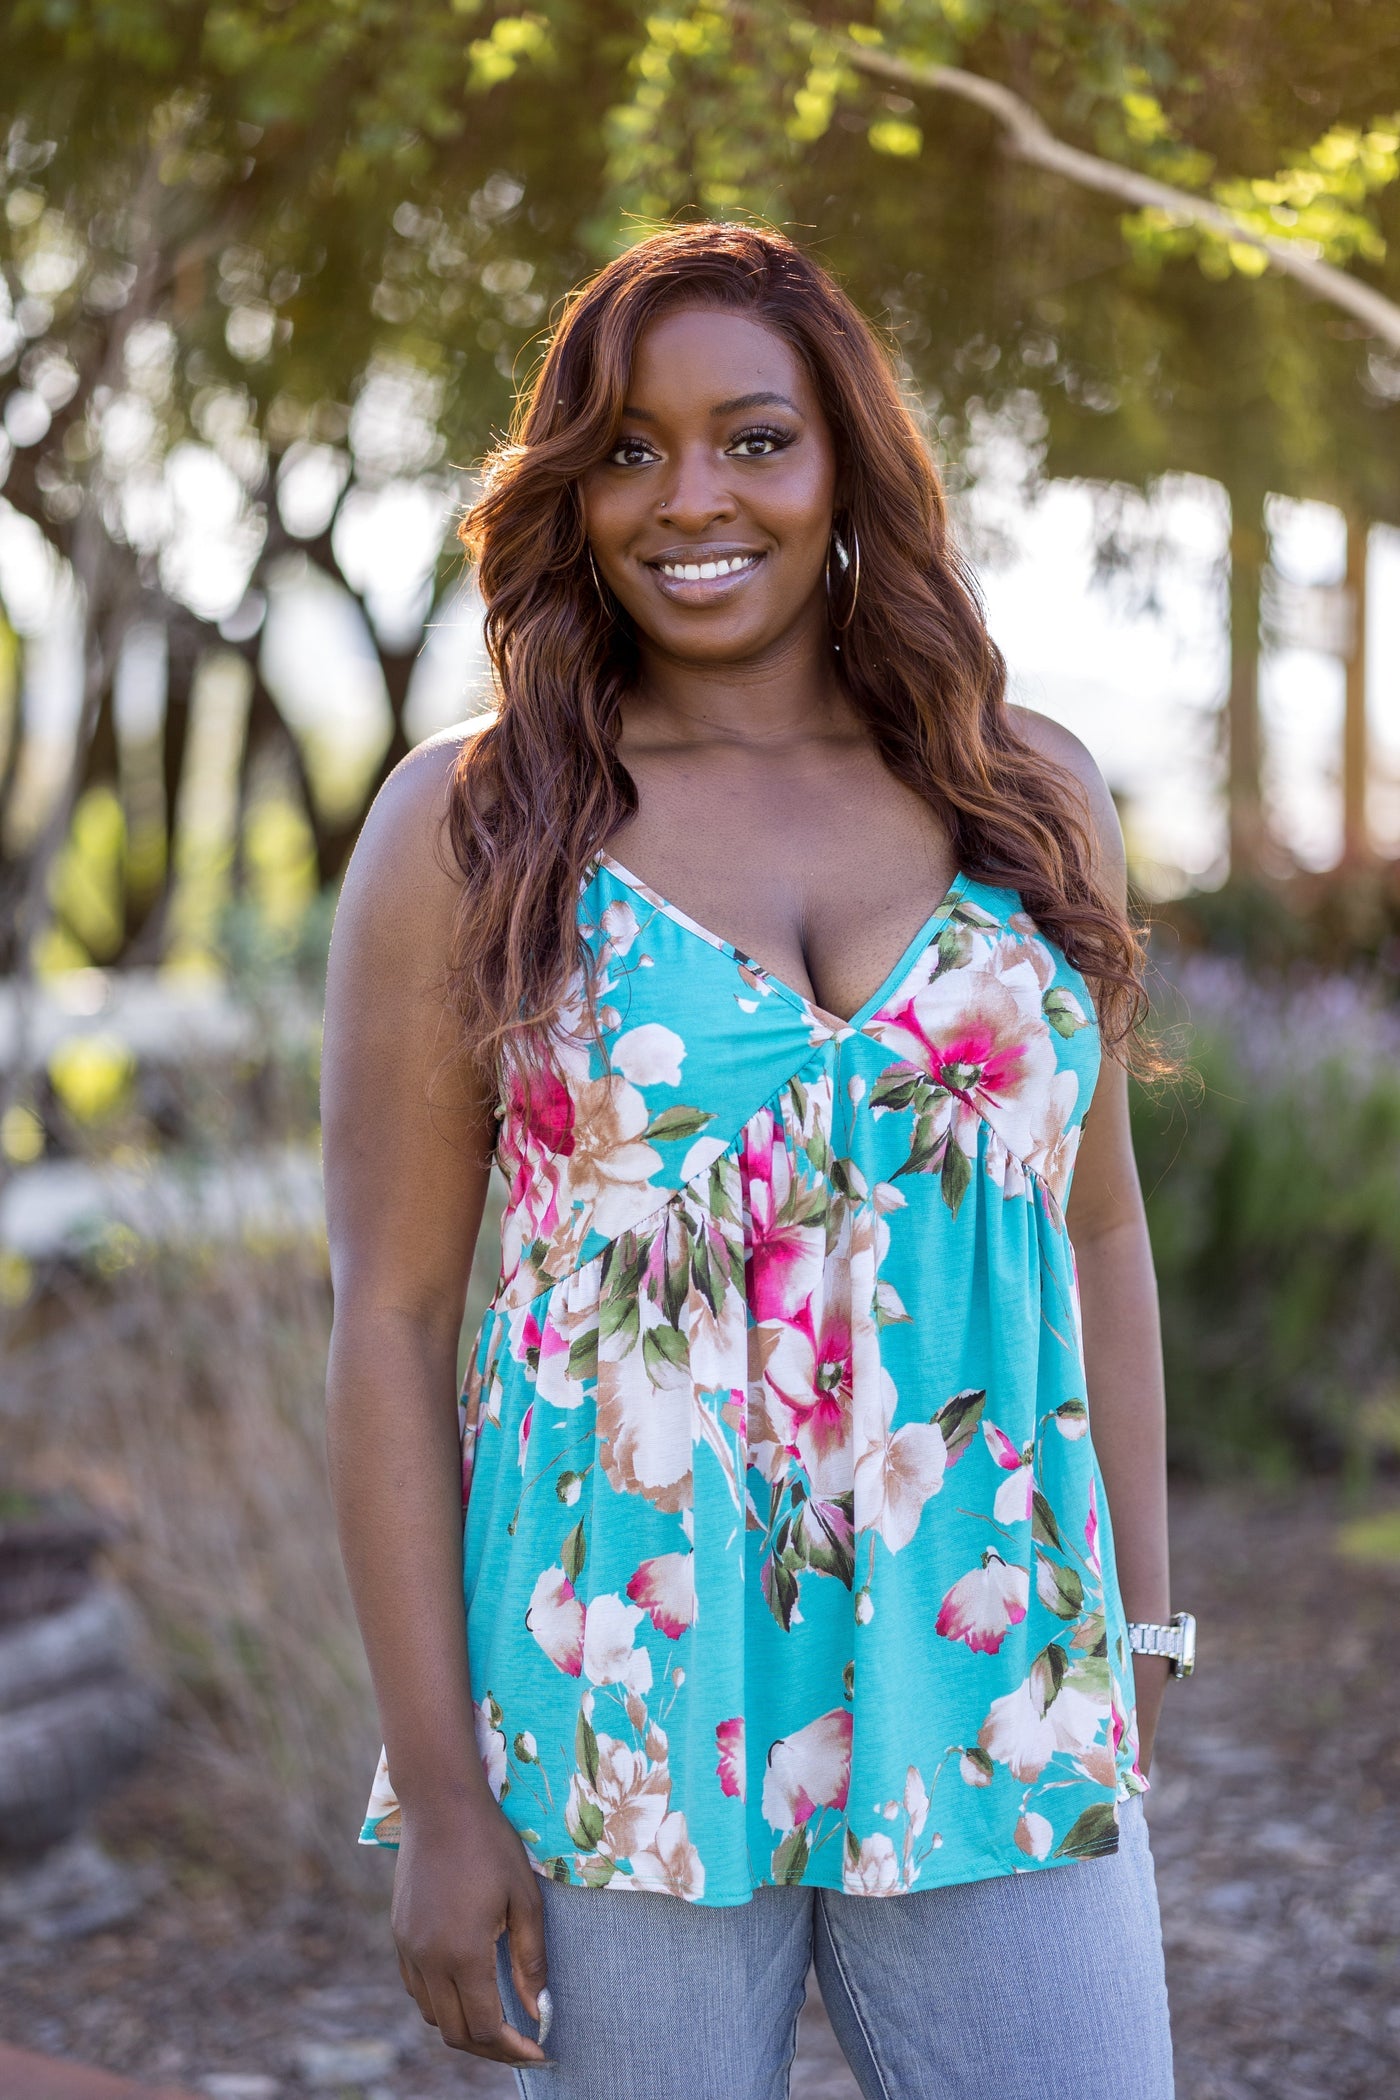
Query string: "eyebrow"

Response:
xmin=619 ymin=390 xmax=803 ymax=421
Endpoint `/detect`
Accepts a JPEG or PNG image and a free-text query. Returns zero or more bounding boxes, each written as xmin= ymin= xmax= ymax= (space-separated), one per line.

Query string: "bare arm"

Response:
xmin=321 ymin=729 xmax=548 ymax=2068
xmin=1015 ymin=708 xmax=1173 ymax=1776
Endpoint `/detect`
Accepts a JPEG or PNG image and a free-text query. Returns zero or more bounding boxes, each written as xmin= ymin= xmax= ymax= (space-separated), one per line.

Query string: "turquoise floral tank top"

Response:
xmin=359 ymin=850 xmax=1150 ymax=1901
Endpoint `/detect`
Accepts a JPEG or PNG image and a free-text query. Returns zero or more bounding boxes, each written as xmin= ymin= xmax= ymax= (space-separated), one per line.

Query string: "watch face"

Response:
xmin=1175 ymin=1612 xmax=1197 ymax=1674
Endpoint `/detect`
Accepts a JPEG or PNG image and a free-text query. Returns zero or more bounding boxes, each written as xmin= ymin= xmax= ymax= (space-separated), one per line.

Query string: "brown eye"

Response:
xmin=610 ymin=436 xmax=657 ymax=467
xmin=728 ymin=424 xmax=793 ymax=458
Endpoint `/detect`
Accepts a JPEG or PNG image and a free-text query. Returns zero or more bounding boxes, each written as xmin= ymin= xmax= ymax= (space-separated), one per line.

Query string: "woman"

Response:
xmin=322 ymin=222 xmax=1181 ymax=2100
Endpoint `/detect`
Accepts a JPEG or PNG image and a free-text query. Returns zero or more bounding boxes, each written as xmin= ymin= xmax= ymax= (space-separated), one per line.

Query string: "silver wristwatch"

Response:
xmin=1126 ymin=1611 xmax=1196 ymax=1678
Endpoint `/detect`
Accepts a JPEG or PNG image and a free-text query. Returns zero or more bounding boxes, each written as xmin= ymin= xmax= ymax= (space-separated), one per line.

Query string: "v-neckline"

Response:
xmin=593 ymin=849 xmax=972 ymax=1035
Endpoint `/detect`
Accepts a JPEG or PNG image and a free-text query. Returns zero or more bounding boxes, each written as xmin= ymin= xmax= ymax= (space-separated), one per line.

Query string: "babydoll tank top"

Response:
xmin=359 ymin=851 xmax=1150 ymax=1901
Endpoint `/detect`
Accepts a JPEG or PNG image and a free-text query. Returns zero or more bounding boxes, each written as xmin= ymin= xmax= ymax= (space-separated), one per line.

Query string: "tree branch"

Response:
xmin=842 ymin=43 xmax=1400 ymax=353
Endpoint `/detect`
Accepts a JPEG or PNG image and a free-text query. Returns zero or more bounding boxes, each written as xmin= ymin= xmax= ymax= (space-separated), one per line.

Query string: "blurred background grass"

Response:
xmin=3 ymin=0 xmax=1400 ymax=1904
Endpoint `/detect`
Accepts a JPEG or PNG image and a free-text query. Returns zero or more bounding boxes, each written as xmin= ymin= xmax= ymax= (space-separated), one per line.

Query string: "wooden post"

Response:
xmin=1342 ymin=508 xmax=1370 ymax=865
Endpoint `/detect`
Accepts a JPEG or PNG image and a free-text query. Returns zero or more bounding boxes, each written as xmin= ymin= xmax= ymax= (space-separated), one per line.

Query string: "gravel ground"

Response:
xmin=1 ymin=1476 xmax=1396 ymax=2099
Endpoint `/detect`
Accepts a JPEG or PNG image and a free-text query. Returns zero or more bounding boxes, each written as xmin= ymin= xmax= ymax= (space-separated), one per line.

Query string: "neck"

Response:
xmin=625 ymin=610 xmax=852 ymax=749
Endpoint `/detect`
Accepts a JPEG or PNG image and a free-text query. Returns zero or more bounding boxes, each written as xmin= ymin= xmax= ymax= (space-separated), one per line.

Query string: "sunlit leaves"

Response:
xmin=868 ymin=117 xmax=922 ymax=157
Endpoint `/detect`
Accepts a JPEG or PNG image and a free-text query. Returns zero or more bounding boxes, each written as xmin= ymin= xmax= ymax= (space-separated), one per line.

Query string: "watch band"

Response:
xmin=1126 ymin=1611 xmax=1196 ymax=1678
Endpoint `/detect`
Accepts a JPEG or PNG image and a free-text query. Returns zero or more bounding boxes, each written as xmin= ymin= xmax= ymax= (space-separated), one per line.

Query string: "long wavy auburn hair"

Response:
xmin=445 ymin=221 xmax=1153 ymax=1096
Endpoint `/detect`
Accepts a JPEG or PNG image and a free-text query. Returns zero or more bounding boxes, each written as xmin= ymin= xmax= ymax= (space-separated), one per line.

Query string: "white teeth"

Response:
xmin=658 ymin=554 xmax=758 ymax=580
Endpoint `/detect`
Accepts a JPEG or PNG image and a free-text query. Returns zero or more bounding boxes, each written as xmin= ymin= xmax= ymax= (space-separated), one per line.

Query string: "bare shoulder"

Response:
xmin=1008 ymin=703 xmax=1125 ymax=899
xmin=336 ymin=716 xmax=493 ymax=931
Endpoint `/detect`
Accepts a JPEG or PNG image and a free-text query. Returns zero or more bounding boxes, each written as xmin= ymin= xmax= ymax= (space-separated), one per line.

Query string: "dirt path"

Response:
xmin=1 ymin=1478 xmax=1396 ymax=2098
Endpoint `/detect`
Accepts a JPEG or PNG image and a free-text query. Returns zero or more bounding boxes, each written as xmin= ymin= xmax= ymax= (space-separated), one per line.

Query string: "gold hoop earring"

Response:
xmin=587 ymin=545 xmax=613 ymax=619
xmin=825 ymin=521 xmax=860 ymax=642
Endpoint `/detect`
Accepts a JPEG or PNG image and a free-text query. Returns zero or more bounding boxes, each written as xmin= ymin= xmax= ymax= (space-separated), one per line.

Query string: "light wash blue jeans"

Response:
xmin=496 ymin=1791 xmax=1175 ymax=2099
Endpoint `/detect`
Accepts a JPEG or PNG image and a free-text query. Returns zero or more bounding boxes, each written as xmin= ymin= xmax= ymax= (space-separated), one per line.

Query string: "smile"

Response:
xmin=655 ymin=553 xmax=761 ymax=580
xmin=645 ymin=550 xmax=766 ymax=600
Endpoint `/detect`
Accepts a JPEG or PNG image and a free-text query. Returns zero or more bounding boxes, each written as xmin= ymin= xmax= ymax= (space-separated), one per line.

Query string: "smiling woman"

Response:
xmin=321 ymin=223 xmax=1180 ymax=2100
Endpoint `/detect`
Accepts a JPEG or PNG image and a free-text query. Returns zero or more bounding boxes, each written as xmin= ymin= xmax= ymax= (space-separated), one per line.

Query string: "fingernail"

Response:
xmin=536 ymin=1984 xmax=554 ymax=2046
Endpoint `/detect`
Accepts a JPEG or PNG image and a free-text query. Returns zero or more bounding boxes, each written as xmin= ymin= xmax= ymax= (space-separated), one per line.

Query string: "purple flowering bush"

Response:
xmin=1131 ymin=956 xmax=1400 ymax=1482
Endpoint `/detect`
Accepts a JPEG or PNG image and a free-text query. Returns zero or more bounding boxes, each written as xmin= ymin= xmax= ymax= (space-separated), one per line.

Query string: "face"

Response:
xmin=578 ymin=305 xmax=840 ymax=665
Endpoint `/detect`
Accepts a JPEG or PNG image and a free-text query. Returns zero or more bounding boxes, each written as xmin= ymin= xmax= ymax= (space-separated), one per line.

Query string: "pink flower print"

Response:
xmin=630 ymin=1809 xmax=706 ymax=1899
xmin=626 ymin=1551 xmax=697 ymax=1638
xmin=870 ymin=961 xmax=1057 ymax=1164
xmin=1085 ymin=1474 xmax=1101 ymax=1576
xmin=935 ymin=1548 xmax=1031 ymax=1654
xmin=982 ymin=1418 xmax=1034 ymax=1524
xmin=517 ymin=1403 xmax=534 ymax=1473
xmin=715 ymin=1717 xmax=746 ymax=1802
xmin=740 ymin=1109 xmax=825 ymax=1322
xmin=762 ymin=1303 xmax=855 ymax=1499
xmin=761 ymin=1707 xmax=854 ymax=1832
xmin=525 ymin=1565 xmax=584 ymax=1676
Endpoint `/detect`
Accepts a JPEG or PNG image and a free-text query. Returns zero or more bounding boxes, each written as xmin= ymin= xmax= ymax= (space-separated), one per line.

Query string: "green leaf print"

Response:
xmin=892 ymin=1101 xmax=947 ymax=1179
xmin=845 ymin=1826 xmax=862 ymax=1869
xmin=566 ymin=1789 xmax=606 ymax=1850
xmin=580 ymin=1854 xmax=617 ymax=1885
xmin=937 ymin=922 xmax=975 ymax=966
xmin=869 ymin=1067 xmax=923 ymax=1114
xmin=575 ymin=1708 xmax=600 ymax=1788
xmin=643 ymin=1322 xmax=688 ymax=1377
xmin=773 ymin=1825 xmax=811 ymax=1884
xmin=1031 ymin=1490 xmax=1062 ymax=1549
xmin=793 ymin=1493 xmax=856 ymax=1587
xmin=842 ymin=1659 xmax=855 ymax=1701
xmin=561 ymin=1518 xmax=586 ymax=1583
xmin=598 ymin=1287 xmax=640 ymax=1348
xmin=1071 ymin=1610 xmax=1108 ymax=1654
xmin=934 ymin=1387 xmax=986 ymax=1461
xmin=762 ymin=1545 xmax=801 ymax=1631
xmin=690 ymin=1229 xmax=719 ymax=1314
xmin=1035 ymin=1551 xmax=1085 ymax=1619
xmin=829 ymin=1156 xmax=869 ymax=1202
xmin=567 ymin=1329 xmax=599 ymax=1383
xmin=1066 ymin=1652 xmax=1113 ymax=1701
xmin=644 ymin=1105 xmax=716 ymax=1142
xmin=940 ymin=1138 xmax=972 ymax=1217
xmin=789 ymin=1073 xmax=809 ymax=1123
xmin=1030 ymin=1642 xmax=1069 ymax=1711
xmin=1042 ymin=985 xmax=1089 ymax=1038
xmin=663 ymin=1225 xmax=690 ymax=1325
xmin=1053 ymin=1802 xmax=1122 ymax=1860
xmin=960 ymin=1746 xmax=994 ymax=1783
xmin=541 ymin=1857 xmax=573 ymax=1883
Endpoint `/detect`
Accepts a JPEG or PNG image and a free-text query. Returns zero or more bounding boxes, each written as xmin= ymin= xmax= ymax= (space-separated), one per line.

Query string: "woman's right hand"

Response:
xmin=390 ymin=1789 xmax=552 ymax=2068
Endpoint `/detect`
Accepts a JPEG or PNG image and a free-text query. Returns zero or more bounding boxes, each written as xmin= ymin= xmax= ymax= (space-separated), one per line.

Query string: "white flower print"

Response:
xmin=582 ymin=1593 xmax=653 ymax=1693
xmin=613 ymin=1023 xmax=686 ymax=1088
xmin=631 ymin=1809 xmax=707 ymax=1898
xmin=854 ymin=1368 xmax=947 ymax=1553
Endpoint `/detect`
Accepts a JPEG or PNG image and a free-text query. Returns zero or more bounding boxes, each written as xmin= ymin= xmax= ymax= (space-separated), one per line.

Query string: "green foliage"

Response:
xmin=1133 ymin=959 xmax=1400 ymax=1486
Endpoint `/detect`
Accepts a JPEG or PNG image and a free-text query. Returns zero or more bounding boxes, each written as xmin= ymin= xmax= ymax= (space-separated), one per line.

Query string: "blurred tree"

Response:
xmin=3 ymin=0 xmax=1398 ymax=982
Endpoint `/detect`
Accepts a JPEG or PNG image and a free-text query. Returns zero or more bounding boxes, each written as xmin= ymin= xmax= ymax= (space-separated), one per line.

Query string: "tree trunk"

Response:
xmin=1227 ymin=493 xmax=1268 ymax=878
xmin=1342 ymin=508 xmax=1370 ymax=865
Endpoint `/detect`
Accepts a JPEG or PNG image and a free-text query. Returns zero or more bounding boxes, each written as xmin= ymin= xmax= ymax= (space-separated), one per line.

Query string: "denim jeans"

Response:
xmin=496 ymin=1790 xmax=1175 ymax=2100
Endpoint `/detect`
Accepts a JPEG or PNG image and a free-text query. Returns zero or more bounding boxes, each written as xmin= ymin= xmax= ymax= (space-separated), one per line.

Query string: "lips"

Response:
xmin=643 ymin=547 xmax=767 ymax=602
